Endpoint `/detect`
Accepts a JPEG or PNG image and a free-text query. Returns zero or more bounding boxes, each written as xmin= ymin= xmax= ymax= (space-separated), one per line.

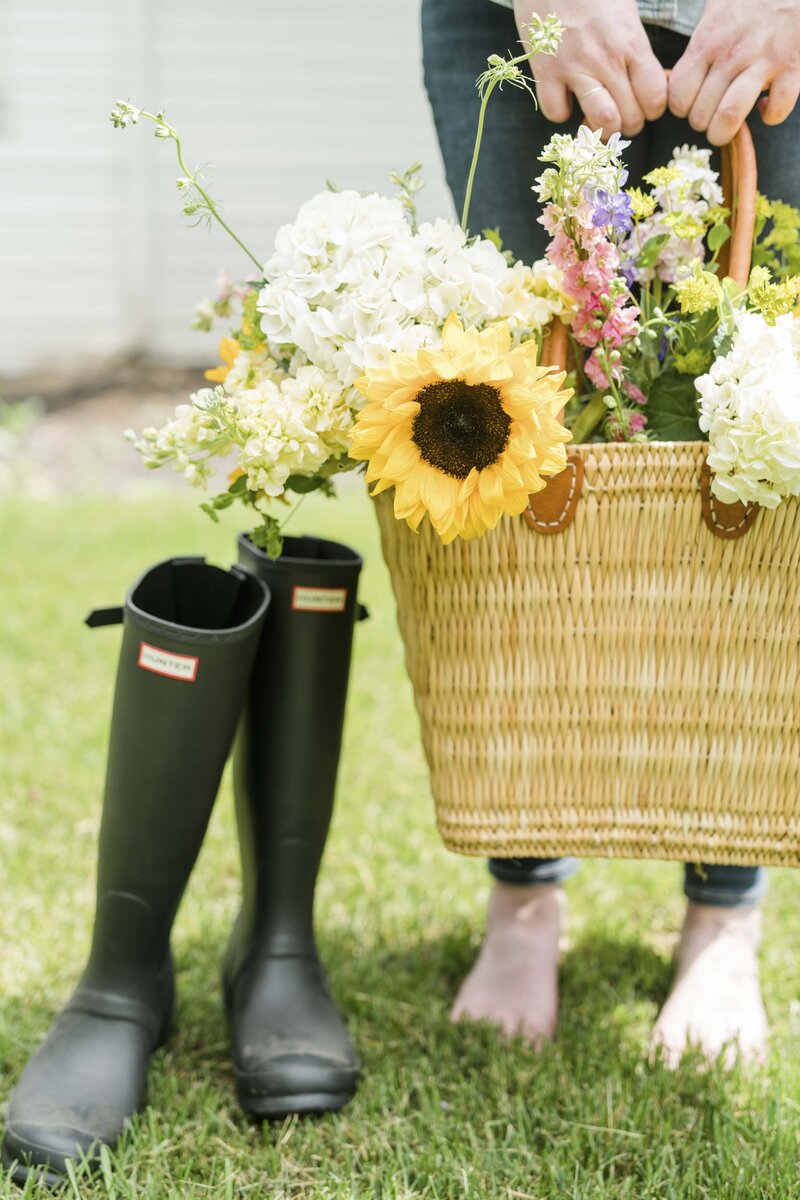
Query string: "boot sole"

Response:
xmin=2 ymin=1140 xmax=88 ymax=1190
xmin=238 ymin=1088 xmax=355 ymax=1118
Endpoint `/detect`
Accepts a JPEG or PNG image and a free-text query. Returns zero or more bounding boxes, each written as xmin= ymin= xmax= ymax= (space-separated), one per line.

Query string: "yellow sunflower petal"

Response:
xmin=350 ymin=316 xmax=573 ymax=544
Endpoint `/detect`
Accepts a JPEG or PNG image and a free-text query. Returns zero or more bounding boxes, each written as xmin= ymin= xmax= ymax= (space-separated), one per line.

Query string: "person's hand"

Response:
xmin=669 ymin=0 xmax=800 ymax=145
xmin=514 ymin=0 xmax=668 ymax=139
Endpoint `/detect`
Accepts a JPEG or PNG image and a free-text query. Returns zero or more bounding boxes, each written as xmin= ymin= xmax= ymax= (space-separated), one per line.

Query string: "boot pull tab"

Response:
xmin=357 ymin=603 xmax=370 ymax=622
xmin=85 ymin=606 xmax=124 ymax=629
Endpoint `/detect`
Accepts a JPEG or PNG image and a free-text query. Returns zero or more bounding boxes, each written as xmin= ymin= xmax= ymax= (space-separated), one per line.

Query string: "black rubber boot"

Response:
xmin=2 ymin=558 xmax=269 ymax=1186
xmin=223 ymin=534 xmax=366 ymax=1118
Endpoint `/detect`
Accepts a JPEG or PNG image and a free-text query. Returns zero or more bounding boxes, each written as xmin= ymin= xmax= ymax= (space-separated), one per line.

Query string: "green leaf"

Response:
xmin=285 ymin=473 xmax=330 ymax=495
xmin=638 ymin=233 xmax=670 ymax=268
xmin=200 ymin=501 xmax=220 ymax=524
xmin=645 ymin=369 xmax=705 ymax=442
xmin=481 ymin=226 xmax=504 ymax=252
xmin=250 ymin=514 xmax=283 ymax=560
xmin=707 ymin=222 xmax=731 ymax=252
xmin=228 ymin=473 xmax=248 ymax=496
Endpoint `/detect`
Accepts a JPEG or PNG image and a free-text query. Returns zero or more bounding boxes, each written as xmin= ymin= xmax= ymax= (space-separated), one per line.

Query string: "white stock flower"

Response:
xmin=498 ymin=259 xmax=569 ymax=336
xmin=132 ymin=393 xmax=229 ymax=486
xmin=535 ymin=127 xmax=630 ymax=205
xmin=222 ymin=346 xmax=286 ymax=394
xmin=625 ymin=145 xmax=724 ymax=284
xmin=697 ymin=311 xmax=800 ymax=507
xmin=234 ymin=368 xmax=354 ymax=496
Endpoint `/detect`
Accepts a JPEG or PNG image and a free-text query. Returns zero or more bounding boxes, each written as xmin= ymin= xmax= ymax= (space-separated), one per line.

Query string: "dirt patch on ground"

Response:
xmin=2 ymin=361 xmax=205 ymax=495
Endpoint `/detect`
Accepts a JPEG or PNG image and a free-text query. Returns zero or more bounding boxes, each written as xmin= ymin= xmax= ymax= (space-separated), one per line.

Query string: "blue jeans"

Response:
xmin=421 ymin=0 xmax=800 ymax=909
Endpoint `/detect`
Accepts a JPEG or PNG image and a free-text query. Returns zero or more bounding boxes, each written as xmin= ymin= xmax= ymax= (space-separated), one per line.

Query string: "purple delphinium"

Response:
xmin=592 ymin=189 xmax=634 ymax=235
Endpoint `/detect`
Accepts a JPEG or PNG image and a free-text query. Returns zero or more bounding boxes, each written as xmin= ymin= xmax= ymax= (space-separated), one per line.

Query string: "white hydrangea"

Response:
xmin=696 ymin=311 xmax=800 ymax=507
xmin=625 ymin=145 xmax=724 ymax=284
xmin=257 ymin=190 xmax=543 ymax=393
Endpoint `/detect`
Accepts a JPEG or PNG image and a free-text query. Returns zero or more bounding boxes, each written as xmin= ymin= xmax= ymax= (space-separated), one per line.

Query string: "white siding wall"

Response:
xmin=0 ymin=0 xmax=453 ymax=376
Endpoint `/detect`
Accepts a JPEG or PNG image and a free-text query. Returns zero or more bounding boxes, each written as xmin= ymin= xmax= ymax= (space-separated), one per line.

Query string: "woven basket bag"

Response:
xmin=374 ymin=122 xmax=800 ymax=867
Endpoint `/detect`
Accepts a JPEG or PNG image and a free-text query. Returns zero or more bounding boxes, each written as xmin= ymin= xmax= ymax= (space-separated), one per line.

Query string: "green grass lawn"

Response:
xmin=1 ymin=488 xmax=798 ymax=1199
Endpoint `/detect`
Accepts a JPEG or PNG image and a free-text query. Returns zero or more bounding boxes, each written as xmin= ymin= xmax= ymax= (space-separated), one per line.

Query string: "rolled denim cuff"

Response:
xmin=683 ymin=864 xmax=767 ymax=908
xmin=488 ymin=856 xmax=580 ymax=886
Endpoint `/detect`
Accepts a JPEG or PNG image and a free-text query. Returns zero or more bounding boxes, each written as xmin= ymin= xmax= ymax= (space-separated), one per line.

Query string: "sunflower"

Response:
xmin=349 ymin=312 xmax=572 ymax=543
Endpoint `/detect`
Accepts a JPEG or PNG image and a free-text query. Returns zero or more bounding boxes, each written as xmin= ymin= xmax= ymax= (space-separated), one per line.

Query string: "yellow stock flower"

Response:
xmin=349 ymin=313 xmax=572 ymax=544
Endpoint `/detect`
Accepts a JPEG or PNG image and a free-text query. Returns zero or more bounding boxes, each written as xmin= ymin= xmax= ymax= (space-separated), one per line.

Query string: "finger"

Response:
xmin=759 ymin=70 xmax=800 ymax=125
xmin=599 ymin=68 xmax=646 ymax=136
xmin=706 ymin=68 xmax=766 ymax=145
xmin=669 ymin=40 xmax=712 ymax=119
xmin=575 ymin=82 xmax=624 ymax=140
xmin=536 ymin=76 xmax=573 ymax=124
xmin=687 ymin=65 xmax=735 ymax=132
xmin=628 ymin=52 xmax=668 ymax=122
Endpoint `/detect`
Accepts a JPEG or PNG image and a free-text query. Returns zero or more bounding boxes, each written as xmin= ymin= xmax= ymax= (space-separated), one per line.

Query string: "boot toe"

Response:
xmin=236 ymin=1052 xmax=358 ymax=1117
xmin=2 ymin=1118 xmax=103 ymax=1185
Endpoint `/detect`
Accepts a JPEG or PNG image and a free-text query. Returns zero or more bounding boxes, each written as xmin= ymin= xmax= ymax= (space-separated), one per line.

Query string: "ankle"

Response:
xmin=682 ymin=900 xmax=762 ymax=941
xmin=486 ymin=881 xmax=565 ymax=932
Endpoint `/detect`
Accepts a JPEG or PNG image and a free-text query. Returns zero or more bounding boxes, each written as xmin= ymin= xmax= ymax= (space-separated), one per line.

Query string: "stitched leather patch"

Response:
xmin=524 ymin=453 xmax=584 ymax=534
xmin=700 ymin=460 xmax=760 ymax=540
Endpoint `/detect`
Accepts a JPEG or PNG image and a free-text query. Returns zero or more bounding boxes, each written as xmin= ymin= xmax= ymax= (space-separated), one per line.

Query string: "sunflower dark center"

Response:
xmin=411 ymin=378 xmax=511 ymax=479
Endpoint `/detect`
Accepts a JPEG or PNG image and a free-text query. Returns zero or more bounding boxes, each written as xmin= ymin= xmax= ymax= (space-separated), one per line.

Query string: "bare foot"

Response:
xmin=450 ymin=881 xmax=565 ymax=1045
xmin=650 ymin=901 xmax=768 ymax=1069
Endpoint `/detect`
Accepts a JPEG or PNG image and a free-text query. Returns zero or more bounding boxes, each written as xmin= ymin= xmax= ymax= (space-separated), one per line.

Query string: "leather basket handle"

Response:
xmin=528 ymin=114 xmax=759 ymax=538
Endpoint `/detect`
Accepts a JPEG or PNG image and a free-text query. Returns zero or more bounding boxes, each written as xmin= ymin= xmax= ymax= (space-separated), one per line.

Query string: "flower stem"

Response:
xmin=140 ymin=110 xmax=264 ymax=272
xmin=569 ymin=393 xmax=607 ymax=443
xmin=461 ymin=84 xmax=495 ymax=234
xmin=279 ymin=491 xmax=308 ymax=533
xmin=460 ymin=33 xmax=554 ymax=233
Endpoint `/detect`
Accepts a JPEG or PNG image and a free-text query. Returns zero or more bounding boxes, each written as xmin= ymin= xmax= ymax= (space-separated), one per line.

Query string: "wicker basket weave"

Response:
xmin=374 ymin=124 xmax=800 ymax=866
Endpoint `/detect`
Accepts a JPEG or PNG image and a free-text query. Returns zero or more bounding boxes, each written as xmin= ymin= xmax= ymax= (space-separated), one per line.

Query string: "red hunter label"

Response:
xmin=291 ymin=585 xmax=348 ymax=613
xmin=138 ymin=641 xmax=199 ymax=682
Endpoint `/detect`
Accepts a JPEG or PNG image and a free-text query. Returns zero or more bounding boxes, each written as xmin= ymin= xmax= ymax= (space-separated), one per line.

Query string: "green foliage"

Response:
xmin=389 ymin=163 xmax=425 ymax=233
xmin=200 ymin=473 xmax=249 ymax=524
xmin=248 ymin=511 xmax=284 ymax=560
xmin=707 ymin=222 xmax=731 ymax=253
xmin=567 ymin=392 xmax=608 ymax=443
xmin=645 ymin=370 xmax=705 ymax=442
xmin=286 ymin=474 xmax=336 ymax=497
xmin=752 ymin=193 xmax=800 ymax=279
xmin=638 ymin=234 xmax=670 ymax=269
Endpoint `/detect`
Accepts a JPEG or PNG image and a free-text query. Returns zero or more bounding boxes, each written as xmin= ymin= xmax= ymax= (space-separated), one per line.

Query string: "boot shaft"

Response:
xmin=233 ymin=535 xmax=364 ymax=953
xmin=82 ymin=558 xmax=269 ymax=1016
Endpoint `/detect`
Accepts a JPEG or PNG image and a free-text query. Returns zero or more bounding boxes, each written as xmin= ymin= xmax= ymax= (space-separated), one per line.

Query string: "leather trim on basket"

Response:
xmin=700 ymin=460 xmax=760 ymax=540
xmin=523 ymin=452 xmax=584 ymax=534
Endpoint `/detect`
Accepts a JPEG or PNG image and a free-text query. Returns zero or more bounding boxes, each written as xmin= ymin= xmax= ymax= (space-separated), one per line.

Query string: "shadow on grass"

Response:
xmin=133 ymin=919 xmax=682 ymax=1109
